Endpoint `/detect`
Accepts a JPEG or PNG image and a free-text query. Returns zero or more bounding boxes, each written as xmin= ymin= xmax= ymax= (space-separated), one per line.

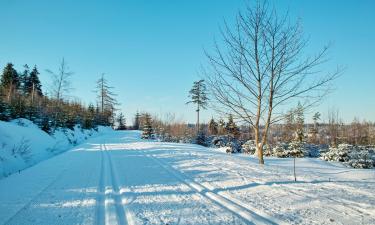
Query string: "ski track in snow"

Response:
xmin=1 ymin=131 xmax=374 ymax=225
xmin=144 ymin=152 xmax=281 ymax=225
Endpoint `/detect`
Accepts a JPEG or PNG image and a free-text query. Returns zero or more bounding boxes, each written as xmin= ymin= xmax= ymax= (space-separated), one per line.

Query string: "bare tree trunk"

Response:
xmin=204 ymin=2 xmax=341 ymax=164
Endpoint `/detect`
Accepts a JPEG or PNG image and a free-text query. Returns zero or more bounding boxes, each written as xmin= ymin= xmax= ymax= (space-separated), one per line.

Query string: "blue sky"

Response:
xmin=0 ymin=0 xmax=374 ymax=124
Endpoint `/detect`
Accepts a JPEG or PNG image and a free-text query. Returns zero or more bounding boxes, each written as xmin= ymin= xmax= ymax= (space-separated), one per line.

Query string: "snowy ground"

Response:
xmin=0 ymin=119 xmax=112 ymax=178
xmin=0 ymin=130 xmax=374 ymax=225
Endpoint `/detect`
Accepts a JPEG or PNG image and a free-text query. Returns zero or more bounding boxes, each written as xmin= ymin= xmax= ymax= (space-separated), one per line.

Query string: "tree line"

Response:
xmin=0 ymin=60 xmax=120 ymax=133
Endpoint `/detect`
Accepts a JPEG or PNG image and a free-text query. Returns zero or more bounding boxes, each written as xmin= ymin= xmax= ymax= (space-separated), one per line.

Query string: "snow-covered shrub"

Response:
xmin=270 ymin=142 xmax=305 ymax=158
xmin=264 ymin=144 xmax=273 ymax=156
xmin=225 ymin=139 xmax=242 ymax=153
xmin=272 ymin=144 xmax=289 ymax=158
xmin=211 ymin=136 xmax=227 ymax=148
xmin=321 ymin=144 xmax=352 ymax=162
xmin=11 ymin=137 xmax=31 ymax=161
xmin=195 ymin=131 xmax=208 ymax=147
xmin=303 ymin=143 xmax=321 ymax=158
xmin=321 ymin=144 xmax=375 ymax=169
xmin=288 ymin=141 xmax=305 ymax=158
xmin=242 ymin=140 xmax=256 ymax=154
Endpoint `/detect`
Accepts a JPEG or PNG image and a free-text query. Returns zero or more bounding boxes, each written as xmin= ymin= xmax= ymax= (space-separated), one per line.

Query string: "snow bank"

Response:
xmin=0 ymin=119 xmax=112 ymax=179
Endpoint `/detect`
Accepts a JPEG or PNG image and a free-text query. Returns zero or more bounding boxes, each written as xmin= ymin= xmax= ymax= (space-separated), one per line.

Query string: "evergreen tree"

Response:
xmin=141 ymin=113 xmax=154 ymax=139
xmin=0 ymin=98 xmax=10 ymax=121
xmin=295 ymin=102 xmax=304 ymax=142
xmin=312 ymin=112 xmax=321 ymax=130
xmin=208 ymin=118 xmax=218 ymax=135
xmin=117 ymin=112 xmax=126 ymax=130
xmin=283 ymin=109 xmax=295 ymax=142
xmin=25 ymin=66 xmax=43 ymax=97
xmin=186 ymin=79 xmax=209 ymax=134
xmin=218 ymin=118 xmax=226 ymax=135
xmin=133 ymin=111 xmax=141 ymax=130
xmin=19 ymin=64 xmax=29 ymax=95
xmin=196 ymin=130 xmax=208 ymax=146
xmin=226 ymin=114 xmax=240 ymax=139
xmin=9 ymin=94 xmax=26 ymax=118
xmin=83 ymin=103 xmax=96 ymax=129
xmin=0 ymin=63 xmax=20 ymax=101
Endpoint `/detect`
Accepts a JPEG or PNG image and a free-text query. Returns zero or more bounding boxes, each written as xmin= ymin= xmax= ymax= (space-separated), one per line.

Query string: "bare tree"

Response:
xmin=46 ymin=58 xmax=73 ymax=102
xmin=204 ymin=1 xmax=341 ymax=164
xmin=95 ymin=74 xmax=118 ymax=126
xmin=46 ymin=58 xmax=73 ymax=130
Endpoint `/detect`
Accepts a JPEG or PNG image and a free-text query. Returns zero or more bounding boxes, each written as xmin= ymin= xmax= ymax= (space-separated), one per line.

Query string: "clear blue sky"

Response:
xmin=0 ymin=0 xmax=374 ymax=124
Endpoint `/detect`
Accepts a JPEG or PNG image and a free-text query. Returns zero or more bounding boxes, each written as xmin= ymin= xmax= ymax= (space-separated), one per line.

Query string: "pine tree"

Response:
xmin=226 ymin=114 xmax=240 ymax=139
xmin=196 ymin=130 xmax=208 ymax=146
xmin=218 ymin=118 xmax=226 ymax=135
xmin=133 ymin=111 xmax=141 ymax=130
xmin=117 ymin=112 xmax=126 ymax=130
xmin=82 ymin=103 xmax=96 ymax=129
xmin=283 ymin=109 xmax=295 ymax=142
xmin=295 ymin=102 xmax=304 ymax=142
xmin=208 ymin=118 xmax=218 ymax=135
xmin=25 ymin=66 xmax=43 ymax=98
xmin=141 ymin=113 xmax=154 ymax=139
xmin=186 ymin=79 xmax=209 ymax=134
xmin=0 ymin=98 xmax=10 ymax=121
xmin=19 ymin=64 xmax=29 ymax=95
xmin=0 ymin=63 xmax=20 ymax=101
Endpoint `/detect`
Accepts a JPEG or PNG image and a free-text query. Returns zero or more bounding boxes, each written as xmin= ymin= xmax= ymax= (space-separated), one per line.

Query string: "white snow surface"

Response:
xmin=0 ymin=130 xmax=374 ymax=225
xmin=0 ymin=119 xmax=112 ymax=178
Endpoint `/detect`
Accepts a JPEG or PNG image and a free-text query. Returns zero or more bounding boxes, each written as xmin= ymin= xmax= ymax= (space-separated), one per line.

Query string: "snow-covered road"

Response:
xmin=1 ymin=131 xmax=374 ymax=225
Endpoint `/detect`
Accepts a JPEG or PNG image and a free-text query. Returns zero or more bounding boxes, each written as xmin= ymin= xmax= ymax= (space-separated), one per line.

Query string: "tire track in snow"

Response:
xmin=144 ymin=152 xmax=281 ymax=225
xmin=102 ymin=143 xmax=134 ymax=225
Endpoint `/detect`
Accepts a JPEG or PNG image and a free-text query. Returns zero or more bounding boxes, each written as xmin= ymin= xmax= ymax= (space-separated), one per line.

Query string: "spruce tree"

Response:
xmin=83 ymin=103 xmax=96 ymax=129
xmin=0 ymin=98 xmax=10 ymax=121
xmin=186 ymin=79 xmax=209 ymax=134
xmin=0 ymin=63 xmax=20 ymax=101
xmin=226 ymin=114 xmax=240 ymax=139
xmin=19 ymin=64 xmax=29 ymax=95
xmin=117 ymin=112 xmax=126 ymax=130
xmin=218 ymin=118 xmax=226 ymax=135
xmin=133 ymin=111 xmax=141 ymax=130
xmin=208 ymin=118 xmax=218 ymax=135
xmin=295 ymin=102 xmax=304 ymax=142
xmin=141 ymin=113 xmax=154 ymax=139
xmin=25 ymin=66 xmax=43 ymax=97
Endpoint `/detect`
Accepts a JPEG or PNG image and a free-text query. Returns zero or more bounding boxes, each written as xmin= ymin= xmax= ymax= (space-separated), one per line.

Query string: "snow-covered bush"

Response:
xmin=272 ymin=144 xmax=289 ymax=158
xmin=211 ymin=136 xmax=228 ymax=148
xmin=242 ymin=140 xmax=256 ymax=154
xmin=225 ymin=139 xmax=242 ymax=153
xmin=321 ymin=144 xmax=375 ymax=169
xmin=195 ymin=131 xmax=208 ymax=147
xmin=288 ymin=141 xmax=305 ymax=158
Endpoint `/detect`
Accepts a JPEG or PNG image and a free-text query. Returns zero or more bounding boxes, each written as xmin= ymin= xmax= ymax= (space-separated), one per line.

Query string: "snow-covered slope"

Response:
xmin=0 ymin=130 xmax=374 ymax=225
xmin=0 ymin=119 xmax=112 ymax=179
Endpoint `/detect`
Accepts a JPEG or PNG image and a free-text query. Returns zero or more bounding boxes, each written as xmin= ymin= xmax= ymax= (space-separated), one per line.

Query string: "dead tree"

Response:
xmin=46 ymin=58 xmax=73 ymax=130
xmin=204 ymin=1 xmax=341 ymax=164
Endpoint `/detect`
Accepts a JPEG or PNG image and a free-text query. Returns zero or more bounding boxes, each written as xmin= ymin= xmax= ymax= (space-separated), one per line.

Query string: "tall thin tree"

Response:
xmin=186 ymin=79 xmax=209 ymax=133
xmin=95 ymin=74 xmax=118 ymax=126
xmin=46 ymin=58 xmax=74 ymax=130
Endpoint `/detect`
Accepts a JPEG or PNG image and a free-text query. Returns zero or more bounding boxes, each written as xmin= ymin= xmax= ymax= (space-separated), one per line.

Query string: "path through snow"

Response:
xmin=0 ymin=131 xmax=374 ymax=224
